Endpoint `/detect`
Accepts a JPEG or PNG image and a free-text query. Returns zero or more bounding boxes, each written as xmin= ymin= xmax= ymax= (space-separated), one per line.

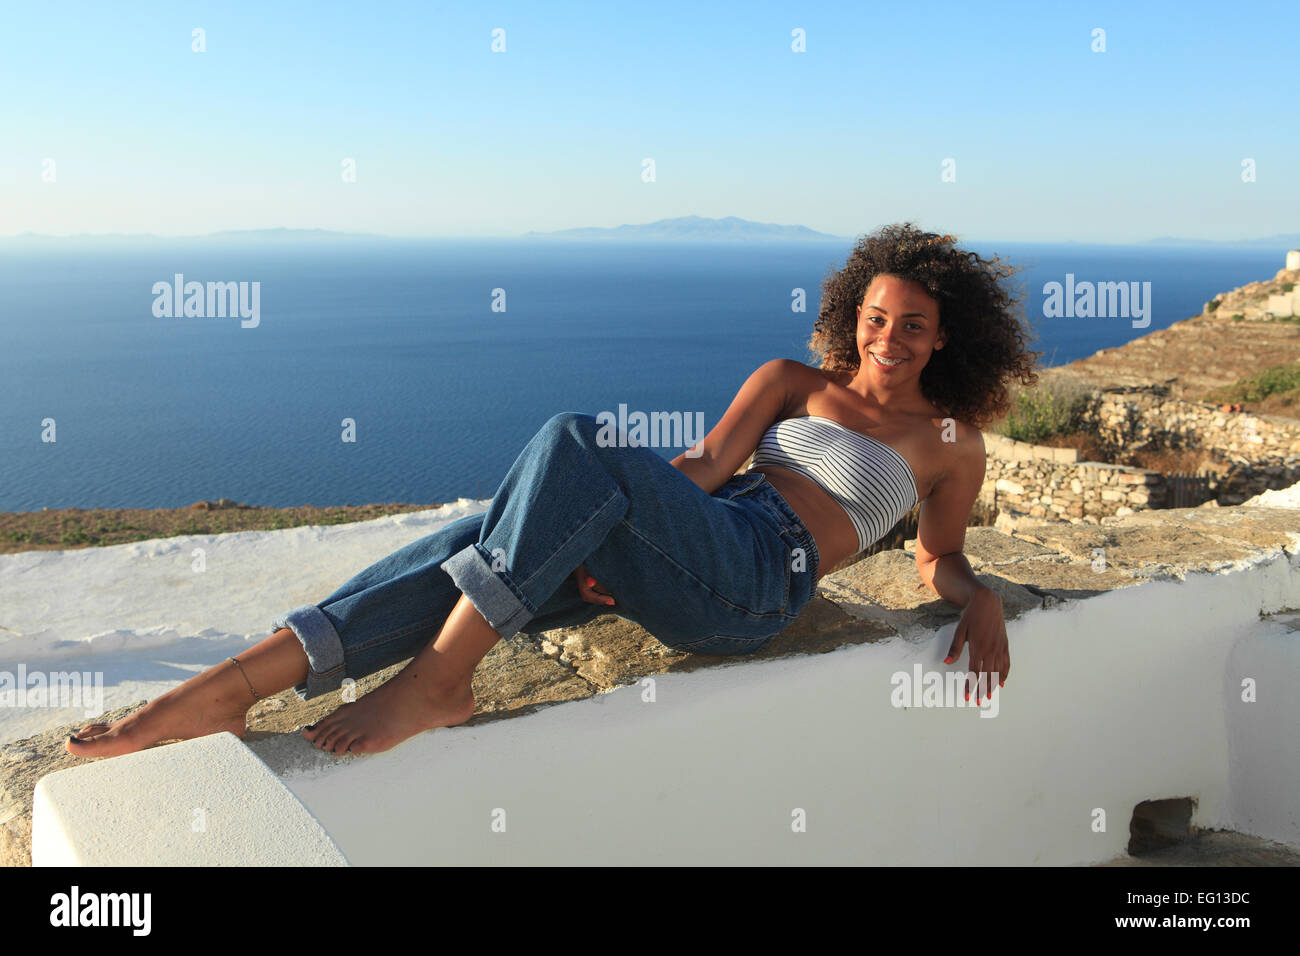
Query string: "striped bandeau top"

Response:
xmin=749 ymin=415 xmax=919 ymax=554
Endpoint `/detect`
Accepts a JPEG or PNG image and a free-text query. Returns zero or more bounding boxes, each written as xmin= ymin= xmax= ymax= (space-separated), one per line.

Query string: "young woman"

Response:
xmin=67 ymin=222 xmax=1039 ymax=759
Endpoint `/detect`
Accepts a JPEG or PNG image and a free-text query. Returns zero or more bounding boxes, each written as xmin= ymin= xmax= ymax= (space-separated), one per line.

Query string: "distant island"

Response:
xmin=1137 ymin=233 xmax=1300 ymax=248
xmin=521 ymin=215 xmax=846 ymax=242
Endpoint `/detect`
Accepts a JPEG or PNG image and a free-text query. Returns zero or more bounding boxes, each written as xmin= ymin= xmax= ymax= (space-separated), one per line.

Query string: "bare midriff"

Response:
xmin=716 ymin=366 xmax=947 ymax=580
xmin=742 ymin=464 xmax=861 ymax=579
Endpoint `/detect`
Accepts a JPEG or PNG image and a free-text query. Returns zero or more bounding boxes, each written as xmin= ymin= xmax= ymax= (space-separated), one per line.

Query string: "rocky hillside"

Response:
xmin=1040 ymin=264 xmax=1300 ymax=404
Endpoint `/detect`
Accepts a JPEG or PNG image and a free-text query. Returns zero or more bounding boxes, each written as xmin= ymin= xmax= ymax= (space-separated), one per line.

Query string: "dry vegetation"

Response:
xmin=1201 ymin=361 xmax=1300 ymax=418
xmin=0 ymin=499 xmax=443 ymax=556
xmin=1119 ymin=446 xmax=1220 ymax=474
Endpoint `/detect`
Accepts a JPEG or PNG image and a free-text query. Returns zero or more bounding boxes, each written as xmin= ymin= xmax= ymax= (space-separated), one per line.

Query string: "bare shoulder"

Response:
xmin=768 ymin=358 xmax=849 ymax=394
xmin=750 ymin=358 xmax=835 ymax=400
xmin=936 ymin=416 xmax=985 ymax=458
xmin=758 ymin=357 xmax=819 ymax=382
xmin=925 ymin=413 xmax=986 ymax=493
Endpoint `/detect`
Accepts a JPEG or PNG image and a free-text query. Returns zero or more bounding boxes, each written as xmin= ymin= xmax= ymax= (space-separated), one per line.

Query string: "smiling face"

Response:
xmin=855 ymin=274 xmax=946 ymax=380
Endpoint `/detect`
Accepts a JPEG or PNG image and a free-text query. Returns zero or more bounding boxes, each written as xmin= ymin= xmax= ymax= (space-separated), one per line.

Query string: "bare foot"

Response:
xmin=65 ymin=672 xmax=251 ymax=759
xmin=301 ymin=667 xmax=475 ymax=756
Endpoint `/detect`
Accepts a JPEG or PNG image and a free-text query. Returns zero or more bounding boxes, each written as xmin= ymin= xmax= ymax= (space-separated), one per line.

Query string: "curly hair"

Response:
xmin=807 ymin=222 xmax=1040 ymax=428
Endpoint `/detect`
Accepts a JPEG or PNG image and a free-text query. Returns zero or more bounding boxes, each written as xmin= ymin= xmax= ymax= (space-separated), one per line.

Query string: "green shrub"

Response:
xmin=1206 ymin=298 xmax=1220 ymax=312
xmin=1282 ymin=282 xmax=1295 ymax=293
xmin=996 ymin=381 xmax=1092 ymax=443
xmin=1232 ymin=313 xmax=1244 ymax=321
xmin=1205 ymin=362 xmax=1300 ymax=403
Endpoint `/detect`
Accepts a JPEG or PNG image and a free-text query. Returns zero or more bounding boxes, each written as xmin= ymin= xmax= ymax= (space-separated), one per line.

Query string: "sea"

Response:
xmin=0 ymin=237 xmax=1284 ymax=512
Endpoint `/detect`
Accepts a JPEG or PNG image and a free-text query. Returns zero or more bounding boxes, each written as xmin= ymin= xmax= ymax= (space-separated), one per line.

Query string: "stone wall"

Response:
xmin=980 ymin=432 xmax=1164 ymax=523
xmin=1266 ymin=289 xmax=1300 ymax=318
xmin=983 ymin=384 xmax=1300 ymax=521
xmin=1090 ymin=384 xmax=1300 ymax=461
xmin=1089 ymin=384 xmax=1300 ymax=503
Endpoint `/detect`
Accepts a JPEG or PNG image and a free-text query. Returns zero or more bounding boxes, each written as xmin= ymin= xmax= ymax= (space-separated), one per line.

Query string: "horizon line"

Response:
xmin=3 ymin=226 xmax=1299 ymax=248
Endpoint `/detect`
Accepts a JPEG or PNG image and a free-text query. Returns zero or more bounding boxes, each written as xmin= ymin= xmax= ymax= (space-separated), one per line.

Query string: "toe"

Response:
xmin=327 ymin=728 xmax=354 ymax=754
xmin=303 ymin=716 xmax=339 ymax=745
xmin=316 ymin=723 xmax=344 ymax=752
xmin=66 ymin=728 xmax=124 ymax=757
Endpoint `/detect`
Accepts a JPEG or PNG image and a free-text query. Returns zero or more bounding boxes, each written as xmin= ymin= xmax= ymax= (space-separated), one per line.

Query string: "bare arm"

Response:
xmin=914 ymin=427 xmax=988 ymax=607
xmin=914 ymin=428 xmax=1010 ymax=694
xmin=669 ymin=358 xmax=795 ymax=493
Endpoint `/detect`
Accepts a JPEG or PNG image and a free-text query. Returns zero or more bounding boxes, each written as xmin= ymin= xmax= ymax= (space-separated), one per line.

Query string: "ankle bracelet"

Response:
xmin=228 ymin=656 xmax=262 ymax=701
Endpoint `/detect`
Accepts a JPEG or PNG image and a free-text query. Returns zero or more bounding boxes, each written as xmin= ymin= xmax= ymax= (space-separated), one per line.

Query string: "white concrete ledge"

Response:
xmin=281 ymin=548 xmax=1300 ymax=865
xmin=31 ymin=732 xmax=347 ymax=866
xmin=29 ymin=545 xmax=1300 ymax=866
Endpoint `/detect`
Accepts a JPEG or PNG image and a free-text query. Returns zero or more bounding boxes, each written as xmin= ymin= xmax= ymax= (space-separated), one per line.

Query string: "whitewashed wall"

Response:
xmin=275 ymin=549 xmax=1300 ymax=865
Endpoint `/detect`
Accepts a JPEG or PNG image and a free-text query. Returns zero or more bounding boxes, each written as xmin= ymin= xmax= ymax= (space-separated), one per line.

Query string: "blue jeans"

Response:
xmin=271 ymin=412 xmax=820 ymax=701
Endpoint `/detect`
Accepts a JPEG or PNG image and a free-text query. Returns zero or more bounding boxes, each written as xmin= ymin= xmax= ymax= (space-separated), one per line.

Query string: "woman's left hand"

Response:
xmin=573 ymin=564 xmax=616 ymax=606
xmin=944 ymin=587 xmax=1009 ymax=704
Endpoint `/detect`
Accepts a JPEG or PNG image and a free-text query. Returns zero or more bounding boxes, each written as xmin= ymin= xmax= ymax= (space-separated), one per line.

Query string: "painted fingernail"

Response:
xmin=586 ymin=577 xmax=596 ymax=588
xmin=1000 ymin=680 xmax=1004 ymax=687
xmin=944 ymin=656 xmax=953 ymax=664
xmin=964 ymin=691 xmax=969 ymax=701
xmin=605 ymin=598 xmax=615 ymax=605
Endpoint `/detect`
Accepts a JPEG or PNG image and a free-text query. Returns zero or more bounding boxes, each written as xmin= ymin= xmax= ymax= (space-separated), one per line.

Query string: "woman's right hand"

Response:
xmin=573 ymin=564 xmax=616 ymax=606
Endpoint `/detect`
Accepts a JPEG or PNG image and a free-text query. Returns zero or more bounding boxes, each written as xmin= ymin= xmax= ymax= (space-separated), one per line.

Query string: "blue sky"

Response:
xmin=2 ymin=0 xmax=1296 ymax=242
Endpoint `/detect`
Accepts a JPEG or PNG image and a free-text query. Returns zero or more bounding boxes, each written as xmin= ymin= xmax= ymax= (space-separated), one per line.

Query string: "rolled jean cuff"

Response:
xmin=440 ymin=543 xmax=534 ymax=642
xmin=271 ymin=603 xmax=347 ymax=701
